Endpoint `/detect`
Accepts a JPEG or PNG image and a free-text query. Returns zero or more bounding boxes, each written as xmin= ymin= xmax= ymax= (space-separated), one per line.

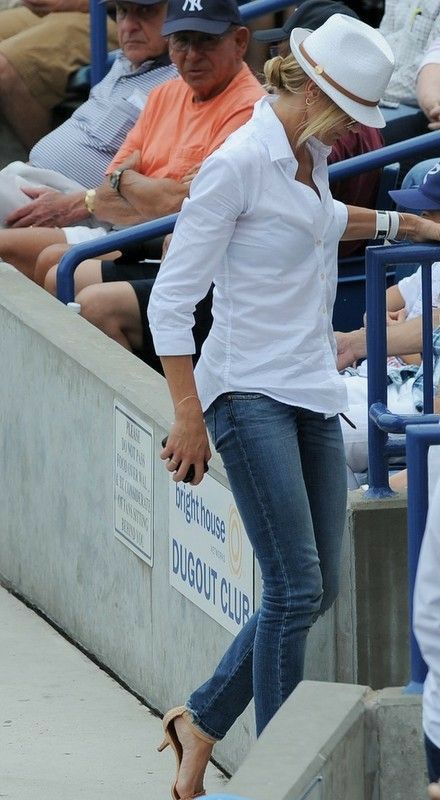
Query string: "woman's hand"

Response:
xmin=412 ymin=215 xmax=440 ymax=242
xmin=161 ymin=398 xmax=211 ymax=485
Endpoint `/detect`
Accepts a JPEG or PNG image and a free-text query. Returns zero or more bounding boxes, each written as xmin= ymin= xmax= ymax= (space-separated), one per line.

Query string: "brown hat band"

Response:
xmin=299 ymin=41 xmax=379 ymax=108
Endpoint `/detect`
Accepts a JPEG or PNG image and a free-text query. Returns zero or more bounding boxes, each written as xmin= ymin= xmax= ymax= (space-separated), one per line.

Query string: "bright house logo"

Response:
xmin=169 ymin=474 xmax=254 ymax=636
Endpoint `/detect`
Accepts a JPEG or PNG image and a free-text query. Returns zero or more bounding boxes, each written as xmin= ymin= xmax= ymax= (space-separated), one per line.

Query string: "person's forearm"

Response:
xmin=342 ymin=206 xmax=420 ymax=241
xmin=416 ymin=63 xmax=440 ymax=119
xmin=345 ymin=311 xmax=439 ymax=362
xmin=63 ymin=190 xmax=92 ymax=225
xmin=119 ymin=171 xmax=189 ymax=221
xmin=93 ymin=172 xmax=189 ymax=226
xmin=159 ymin=355 xmax=210 ymax=486
xmin=93 ymin=179 xmax=145 ymax=225
xmin=160 ymin=355 xmax=199 ymax=409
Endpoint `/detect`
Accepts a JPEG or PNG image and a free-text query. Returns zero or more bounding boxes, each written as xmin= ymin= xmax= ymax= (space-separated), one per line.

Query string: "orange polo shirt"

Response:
xmin=108 ymin=63 xmax=265 ymax=179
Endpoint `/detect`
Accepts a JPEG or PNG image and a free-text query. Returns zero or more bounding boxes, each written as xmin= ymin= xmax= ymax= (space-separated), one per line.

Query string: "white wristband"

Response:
xmin=375 ymin=210 xmax=390 ymax=239
xmin=387 ymin=210 xmax=400 ymax=240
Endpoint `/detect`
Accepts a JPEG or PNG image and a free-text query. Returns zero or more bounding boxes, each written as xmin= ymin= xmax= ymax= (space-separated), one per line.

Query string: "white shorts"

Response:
xmin=341 ymin=370 xmax=416 ymax=474
xmin=62 ymin=225 xmax=108 ymax=245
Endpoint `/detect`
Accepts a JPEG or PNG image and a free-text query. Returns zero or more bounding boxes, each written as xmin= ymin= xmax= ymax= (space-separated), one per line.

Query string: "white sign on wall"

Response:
xmin=169 ymin=474 xmax=254 ymax=635
xmin=113 ymin=402 xmax=154 ymax=566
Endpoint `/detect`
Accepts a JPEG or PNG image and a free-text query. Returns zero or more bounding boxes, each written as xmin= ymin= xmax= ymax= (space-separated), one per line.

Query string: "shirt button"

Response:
xmin=320 ymin=272 xmax=325 ymax=280
xmin=316 ymin=239 xmax=323 ymax=246
xmin=322 ymin=307 xmax=326 ymax=315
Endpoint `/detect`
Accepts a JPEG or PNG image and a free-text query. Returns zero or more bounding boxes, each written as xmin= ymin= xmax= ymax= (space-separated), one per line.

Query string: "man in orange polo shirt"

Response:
xmin=0 ymin=0 xmax=264 ymax=278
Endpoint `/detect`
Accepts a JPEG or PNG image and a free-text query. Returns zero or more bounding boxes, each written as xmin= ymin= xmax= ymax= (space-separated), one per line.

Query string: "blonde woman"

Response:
xmin=148 ymin=15 xmax=440 ymax=800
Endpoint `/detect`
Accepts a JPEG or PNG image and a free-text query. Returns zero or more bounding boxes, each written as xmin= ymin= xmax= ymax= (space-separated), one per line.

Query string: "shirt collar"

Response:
xmin=253 ymin=94 xmax=333 ymax=164
xmin=118 ymin=51 xmax=171 ymax=75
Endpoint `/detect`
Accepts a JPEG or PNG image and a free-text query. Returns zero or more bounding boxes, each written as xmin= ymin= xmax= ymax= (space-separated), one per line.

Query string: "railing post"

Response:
xmin=422 ymin=263 xmax=434 ymax=413
xmin=404 ymin=425 xmax=440 ymax=693
xmin=365 ymin=246 xmax=393 ymax=497
xmin=365 ymin=244 xmax=440 ymax=496
xmin=90 ymin=0 xmax=108 ymax=86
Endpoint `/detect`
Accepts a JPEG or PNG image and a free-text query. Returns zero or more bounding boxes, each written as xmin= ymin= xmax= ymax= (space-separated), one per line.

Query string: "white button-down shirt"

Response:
xmin=414 ymin=467 xmax=440 ymax=748
xmin=148 ymin=95 xmax=349 ymax=416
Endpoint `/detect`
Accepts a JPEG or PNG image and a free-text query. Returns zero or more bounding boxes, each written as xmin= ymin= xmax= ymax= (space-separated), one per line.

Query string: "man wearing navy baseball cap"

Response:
xmin=162 ymin=0 xmax=241 ymax=35
xmin=34 ymin=0 xmax=265 ymax=372
xmin=389 ymin=162 xmax=440 ymax=213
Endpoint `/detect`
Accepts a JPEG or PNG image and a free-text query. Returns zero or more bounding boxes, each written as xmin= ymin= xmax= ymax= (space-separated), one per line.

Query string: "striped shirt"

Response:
xmin=30 ymin=52 xmax=178 ymax=188
xmin=379 ymin=0 xmax=440 ymax=105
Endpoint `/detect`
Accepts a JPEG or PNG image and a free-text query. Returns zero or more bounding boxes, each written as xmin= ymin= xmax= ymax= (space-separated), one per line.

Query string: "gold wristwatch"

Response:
xmin=84 ymin=188 xmax=96 ymax=215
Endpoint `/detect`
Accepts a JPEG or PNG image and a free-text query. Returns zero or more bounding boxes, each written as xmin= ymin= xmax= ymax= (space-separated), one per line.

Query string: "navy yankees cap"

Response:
xmin=162 ymin=0 xmax=241 ymax=36
xmin=253 ymin=0 xmax=359 ymax=43
xmin=389 ymin=162 xmax=440 ymax=211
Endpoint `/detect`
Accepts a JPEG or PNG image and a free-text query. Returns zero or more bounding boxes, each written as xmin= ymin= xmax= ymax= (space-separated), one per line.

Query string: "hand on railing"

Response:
xmin=408 ymin=214 xmax=440 ymax=242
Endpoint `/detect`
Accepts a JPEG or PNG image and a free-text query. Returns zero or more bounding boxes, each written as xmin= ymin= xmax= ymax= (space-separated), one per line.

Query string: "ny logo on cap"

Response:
xmin=424 ymin=163 xmax=440 ymax=184
xmin=182 ymin=0 xmax=203 ymax=10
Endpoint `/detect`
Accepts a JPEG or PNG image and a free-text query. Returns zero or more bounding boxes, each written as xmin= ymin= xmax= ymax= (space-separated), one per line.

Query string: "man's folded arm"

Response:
xmin=93 ymin=172 xmax=190 ymax=225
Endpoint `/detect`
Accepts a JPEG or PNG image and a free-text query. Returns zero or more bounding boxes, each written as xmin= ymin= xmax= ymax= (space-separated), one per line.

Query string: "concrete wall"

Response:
xmin=345 ymin=492 xmax=409 ymax=689
xmin=0 ymin=265 xmax=413 ymax=773
xmin=227 ymin=682 xmax=427 ymax=800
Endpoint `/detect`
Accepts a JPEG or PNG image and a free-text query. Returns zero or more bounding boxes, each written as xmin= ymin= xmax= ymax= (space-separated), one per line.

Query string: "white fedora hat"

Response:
xmin=290 ymin=13 xmax=395 ymax=128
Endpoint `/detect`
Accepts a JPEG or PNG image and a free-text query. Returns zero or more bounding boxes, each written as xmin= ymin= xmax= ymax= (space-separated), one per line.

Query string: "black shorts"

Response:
xmin=101 ymin=253 xmax=213 ymax=370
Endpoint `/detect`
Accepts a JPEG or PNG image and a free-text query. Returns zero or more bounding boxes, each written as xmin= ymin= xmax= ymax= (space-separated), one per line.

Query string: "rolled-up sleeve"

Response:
xmin=148 ymin=151 xmax=245 ymax=356
xmin=333 ymin=199 xmax=349 ymax=239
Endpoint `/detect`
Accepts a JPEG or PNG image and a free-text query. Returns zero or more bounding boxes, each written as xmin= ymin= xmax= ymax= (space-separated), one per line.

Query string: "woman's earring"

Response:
xmin=305 ymin=96 xmax=312 ymax=107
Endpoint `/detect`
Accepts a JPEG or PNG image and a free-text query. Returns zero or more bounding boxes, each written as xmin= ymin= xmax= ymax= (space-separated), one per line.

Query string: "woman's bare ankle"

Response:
xmin=174 ymin=715 xmax=213 ymax=797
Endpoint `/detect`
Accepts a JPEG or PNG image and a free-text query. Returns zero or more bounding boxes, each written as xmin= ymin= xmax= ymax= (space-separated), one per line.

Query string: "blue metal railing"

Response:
xmin=364 ymin=244 xmax=440 ymax=498
xmin=90 ymin=0 xmax=108 ymax=86
xmin=56 ymin=131 xmax=440 ymax=302
xmin=57 ymin=215 xmax=177 ymax=304
xmin=328 ymin=131 xmax=440 ymax=181
xmin=405 ymin=426 xmax=440 ymax=692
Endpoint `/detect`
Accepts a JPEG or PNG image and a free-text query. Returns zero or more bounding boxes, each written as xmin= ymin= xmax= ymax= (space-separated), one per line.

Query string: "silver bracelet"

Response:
xmin=374 ymin=210 xmax=390 ymax=240
xmin=387 ymin=210 xmax=400 ymax=241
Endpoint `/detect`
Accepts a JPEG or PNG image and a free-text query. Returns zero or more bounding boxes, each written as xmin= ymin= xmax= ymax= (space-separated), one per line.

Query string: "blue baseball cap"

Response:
xmin=389 ymin=162 xmax=440 ymax=211
xmin=162 ymin=0 xmax=241 ymax=36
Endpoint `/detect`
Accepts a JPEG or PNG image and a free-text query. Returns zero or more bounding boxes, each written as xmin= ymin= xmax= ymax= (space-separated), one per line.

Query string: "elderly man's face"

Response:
xmin=168 ymin=26 xmax=249 ymax=101
xmin=116 ymin=1 xmax=168 ymax=67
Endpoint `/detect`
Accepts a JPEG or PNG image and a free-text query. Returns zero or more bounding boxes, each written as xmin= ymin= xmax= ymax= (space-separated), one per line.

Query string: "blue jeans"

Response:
xmin=186 ymin=393 xmax=347 ymax=738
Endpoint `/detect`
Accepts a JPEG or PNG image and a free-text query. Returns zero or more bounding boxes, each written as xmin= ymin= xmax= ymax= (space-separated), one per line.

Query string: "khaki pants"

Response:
xmin=0 ymin=6 xmax=118 ymax=108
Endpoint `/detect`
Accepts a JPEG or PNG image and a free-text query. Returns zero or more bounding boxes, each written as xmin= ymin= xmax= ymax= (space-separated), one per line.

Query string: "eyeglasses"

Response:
xmin=168 ymin=31 xmax=230 ymax=53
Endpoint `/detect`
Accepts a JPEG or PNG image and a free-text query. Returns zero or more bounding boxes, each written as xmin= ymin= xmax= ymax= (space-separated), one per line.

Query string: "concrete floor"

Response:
xmin=0 ymin=586 xmax=228 ymax=799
